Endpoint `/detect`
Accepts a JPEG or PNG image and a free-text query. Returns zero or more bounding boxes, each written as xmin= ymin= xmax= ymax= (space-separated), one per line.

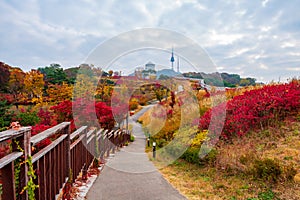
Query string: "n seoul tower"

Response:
xmin=170 ymin=47 xmax=175 ymax=70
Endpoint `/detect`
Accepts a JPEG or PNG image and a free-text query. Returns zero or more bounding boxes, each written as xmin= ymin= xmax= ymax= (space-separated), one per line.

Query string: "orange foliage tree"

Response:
xmin=46 ymin=82 xmax=73 ymax=104
xmin=23 ymin=69 xmax=45 ymax=105
xmin=8 ymin=68 xmax=25 ymax=108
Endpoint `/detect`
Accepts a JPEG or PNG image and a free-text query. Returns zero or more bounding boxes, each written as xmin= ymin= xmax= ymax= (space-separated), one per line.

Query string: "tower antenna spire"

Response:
xmin=170 ymin=47 xmax=175 ymax=70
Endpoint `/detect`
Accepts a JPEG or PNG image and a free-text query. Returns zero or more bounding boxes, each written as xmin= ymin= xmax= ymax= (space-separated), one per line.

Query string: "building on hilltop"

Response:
xmin=134 ymin=61 xmax=157 ymax=80
xmin=145 ymin=61 xmax=155 ymax=71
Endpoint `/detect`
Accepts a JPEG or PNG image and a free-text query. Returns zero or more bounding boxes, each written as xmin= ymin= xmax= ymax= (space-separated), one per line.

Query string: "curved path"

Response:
xmin=86 ymin=106 xmax=186 ymax=200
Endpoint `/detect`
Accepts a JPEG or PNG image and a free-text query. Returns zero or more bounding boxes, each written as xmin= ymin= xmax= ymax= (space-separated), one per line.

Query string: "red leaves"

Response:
xmin=95 ymin=101 xmax=114 ymax=129
xmin=51 ymin=99 xmax=115 ymax=130
xmin=37 ymin=108 xmax=57 ymax=126
xmin=0 ymin=93 xmax=14 ymax=104
xmin=31 ymin=124 xmax=52 ymax=149
xmin=30 ymin=99 xmax=116 ymax=150
xmin=199 ymin=82 xmax=300 ymax=139
xmin=51 ymin=100 xmax=73 ymax=123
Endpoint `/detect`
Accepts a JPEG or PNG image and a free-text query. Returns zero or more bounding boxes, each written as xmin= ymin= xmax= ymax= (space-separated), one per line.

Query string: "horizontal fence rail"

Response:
xmin=0 ymin=122 xmax=130 ymax=200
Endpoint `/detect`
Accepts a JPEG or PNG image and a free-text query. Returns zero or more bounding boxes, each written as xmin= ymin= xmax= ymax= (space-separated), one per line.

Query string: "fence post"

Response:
xmin=100 ymin=130 xmax=105 ymax=162
xmin=106 ymin=131 xmax=110 ymax=157
xmin=12 ymin=128 xmax=31 ymax=200
xmin=112 ymin=131 xmax=115 ymax=154
xmin=2 ymin=161 xmax=16 ymax=200
xmin=64 ymin=123 xmax=71 ymax=182
xmin=83 ymin=128 xmax=88 ymax=172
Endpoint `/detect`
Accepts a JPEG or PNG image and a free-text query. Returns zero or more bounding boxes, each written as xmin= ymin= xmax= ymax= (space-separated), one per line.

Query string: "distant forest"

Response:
xmin=0 ymin=62 xmax=110 ymax=93
xmin=182 ymin=72 xmax=257 ymax=87
xmin=0 ymin=62 xmax=257 ymax=94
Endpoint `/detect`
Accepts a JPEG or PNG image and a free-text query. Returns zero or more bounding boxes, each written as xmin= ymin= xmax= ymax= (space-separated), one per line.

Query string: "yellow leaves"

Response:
xmin=95 ymin=82 xmax=113 ymax=102
xmin=8 ymin=68 xmax=25 ymax=95
xmin=46 ymin=82 xmax=73 ymax=104
xmin=171 ymin=126 xmax=198 ymax=146
xmin=73 ymin=74 xmax=97 ymax=100
xmin=23 ymin=70 xmax=44 ymax=104
xmin=191 ymin=130 xmax=209 ymax=147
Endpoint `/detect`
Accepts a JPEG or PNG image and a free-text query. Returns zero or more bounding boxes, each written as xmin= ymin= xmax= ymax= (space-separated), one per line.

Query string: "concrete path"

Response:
xmin=86 ymin=106 xmax=186 ymax=200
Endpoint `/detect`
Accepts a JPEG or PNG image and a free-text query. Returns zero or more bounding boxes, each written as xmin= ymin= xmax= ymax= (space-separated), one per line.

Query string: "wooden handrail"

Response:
xmin=32 ymin=134 xmax=68 ymax=163
xmin=0 ymin=122 xmax=130 ymax=200
xmin=30 ymin=122 xmax=70 ymax=145
xmin=70 ymin=126 xmax=88 ymax=140
xmin=0 ymin=127 xmax=31 ymax=142
xmin=0 ymin=152 xmax=23 ymax=168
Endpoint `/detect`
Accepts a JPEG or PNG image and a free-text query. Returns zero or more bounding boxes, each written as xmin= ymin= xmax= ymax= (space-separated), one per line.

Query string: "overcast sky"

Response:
xmin=0 ymin=0 xmax=299 ymax=82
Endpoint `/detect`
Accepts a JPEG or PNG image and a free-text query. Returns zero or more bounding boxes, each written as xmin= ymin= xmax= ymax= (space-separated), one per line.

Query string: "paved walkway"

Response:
xmin=86 ymin=106 xmax=186 ymax=200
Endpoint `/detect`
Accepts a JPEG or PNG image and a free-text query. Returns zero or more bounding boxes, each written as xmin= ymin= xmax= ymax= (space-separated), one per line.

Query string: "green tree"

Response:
xmin=38 ymin=63 xmax=67 ymax=85
xmin=64 ymin=67 xmax=79 ymax=84
xmin=239 ymin=78 xmax=251 ymax=86
xmin=0 ymin=100 xmax=13 ymax=128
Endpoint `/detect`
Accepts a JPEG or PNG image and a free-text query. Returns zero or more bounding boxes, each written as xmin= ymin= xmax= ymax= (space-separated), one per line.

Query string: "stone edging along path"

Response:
xmin=86 ymin=106 xmax=187 ymax=200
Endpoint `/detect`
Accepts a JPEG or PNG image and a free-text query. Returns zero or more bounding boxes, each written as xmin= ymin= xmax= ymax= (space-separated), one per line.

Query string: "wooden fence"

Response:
xmin=0 ymin=122 xmax=130 ymax=200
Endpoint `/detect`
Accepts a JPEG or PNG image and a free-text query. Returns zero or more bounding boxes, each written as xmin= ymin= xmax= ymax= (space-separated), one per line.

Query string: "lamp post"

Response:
xmin=147 ymin=134 xmax=150 ymax=147
xmin=152 ymin=142 xmax=156 ymax=159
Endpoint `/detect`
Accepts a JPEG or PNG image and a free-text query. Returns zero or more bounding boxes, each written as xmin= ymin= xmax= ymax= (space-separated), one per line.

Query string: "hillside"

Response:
xmin=183 ymin=72 xmax=257 ymax=87
xmin=138 ymin=80 xmax=300 ymax=200
xmin=160 ymin=119 xmax=300 ymax=200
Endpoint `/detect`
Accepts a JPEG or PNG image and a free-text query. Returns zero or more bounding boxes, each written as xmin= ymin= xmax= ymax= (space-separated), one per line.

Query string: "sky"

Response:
xmin=0 ymin=0 xmax=299 ymax=83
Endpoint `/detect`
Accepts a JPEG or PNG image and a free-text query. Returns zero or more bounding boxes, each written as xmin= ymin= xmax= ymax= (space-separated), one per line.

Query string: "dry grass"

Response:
xmin=159 ymin=120 xmax=300 ymax=200
xmin=160 ymin=159 xmax=258 ymax=200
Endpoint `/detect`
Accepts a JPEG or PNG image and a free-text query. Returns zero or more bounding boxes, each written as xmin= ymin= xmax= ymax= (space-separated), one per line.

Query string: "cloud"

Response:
xmin=287 ymin=67 xmax=300 ymax=71
xmin=0 ymin=0 xmax=299 ymax=82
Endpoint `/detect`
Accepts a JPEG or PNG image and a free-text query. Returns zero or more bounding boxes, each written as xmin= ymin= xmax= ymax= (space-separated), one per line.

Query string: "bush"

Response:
xmin=251 ymin=158 xmax=282 ymax=183
xmin=199 ymin=81 xmax=300 ymax=139
xmin=181 ymin=147 xmax=218 ymax=166
xmin=258 ymin=190 xmax=276 ymax=200
xmin=282 ymin=163 xmax=297 ymax=181
xmin=0 ymin=117 xmax=6 ymax=128
xmin=0 ymin=127 xmax=7 ymax=132
xmin=181 ymin=147 xmax=200 ymax=164
xmin=0 ymin=100 xmax=14 ymax=128
xmin=138 ymin=96 xmax=148 ymax=106
xmin=130 ymin=134 xmax=135 ymax=142
xmin=246 ymin=190 xmax=277 ymax=200
xmin=16 ymin=111 xmax=40 ymax=126
xmin=197 ymin=148 xmax=218 ymax=167
xmin=129 ymin=101 xmax=139 ymax=110
xmin=155 ymin=138 xmax=168 ymax=148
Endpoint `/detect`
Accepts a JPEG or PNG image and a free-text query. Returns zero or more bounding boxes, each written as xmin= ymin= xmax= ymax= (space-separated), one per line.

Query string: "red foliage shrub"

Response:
xmin=52 ymin=99 xmax=116 ymax=130
xmin=95 ymin=101 xmax=115 ymax=129
xmin=0 ymin=93 xmax=14 ymax=104
xmin=0 ymin=142 xmax=11 ymax=159
xmin=167 ymin=109 xmax=173 ymax=117
xmin=37 ymin=108 xmax=57 ymax=126
xmin=199 ymin=82 xmax=300 ymax=139
xmin=51 ymin=100 xmax=73 ymax=123
xmin=31 ymin=124 xmax=52 ymax=149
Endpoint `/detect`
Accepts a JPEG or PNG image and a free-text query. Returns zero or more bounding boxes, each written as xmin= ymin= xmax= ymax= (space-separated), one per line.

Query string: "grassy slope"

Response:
xmin=138 ymin=82 xmax=300 ymax=199
xmin=159 ymin=119 xmax=300 ymax=200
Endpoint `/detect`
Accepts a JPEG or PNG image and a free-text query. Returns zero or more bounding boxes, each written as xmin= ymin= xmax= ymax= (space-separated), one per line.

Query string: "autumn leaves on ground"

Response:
xmin=139 ymin=80 xmax=300 ymax=200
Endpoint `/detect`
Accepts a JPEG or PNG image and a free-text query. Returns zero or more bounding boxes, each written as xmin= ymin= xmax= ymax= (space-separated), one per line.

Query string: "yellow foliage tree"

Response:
xmin=8 ymin=68 xmax=25 ymax=108
xmin=73 ymin=74 xmax=97 ymax=100
xmin=46 ymin=82 xmax=73 ymax=104
xmin=23 ymin=70 xmax=45 ymax=105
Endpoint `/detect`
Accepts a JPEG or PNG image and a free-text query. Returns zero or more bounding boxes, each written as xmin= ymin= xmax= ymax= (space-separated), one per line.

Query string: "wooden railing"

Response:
xmin=0 ymin=122 xmax=130 ymax=200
